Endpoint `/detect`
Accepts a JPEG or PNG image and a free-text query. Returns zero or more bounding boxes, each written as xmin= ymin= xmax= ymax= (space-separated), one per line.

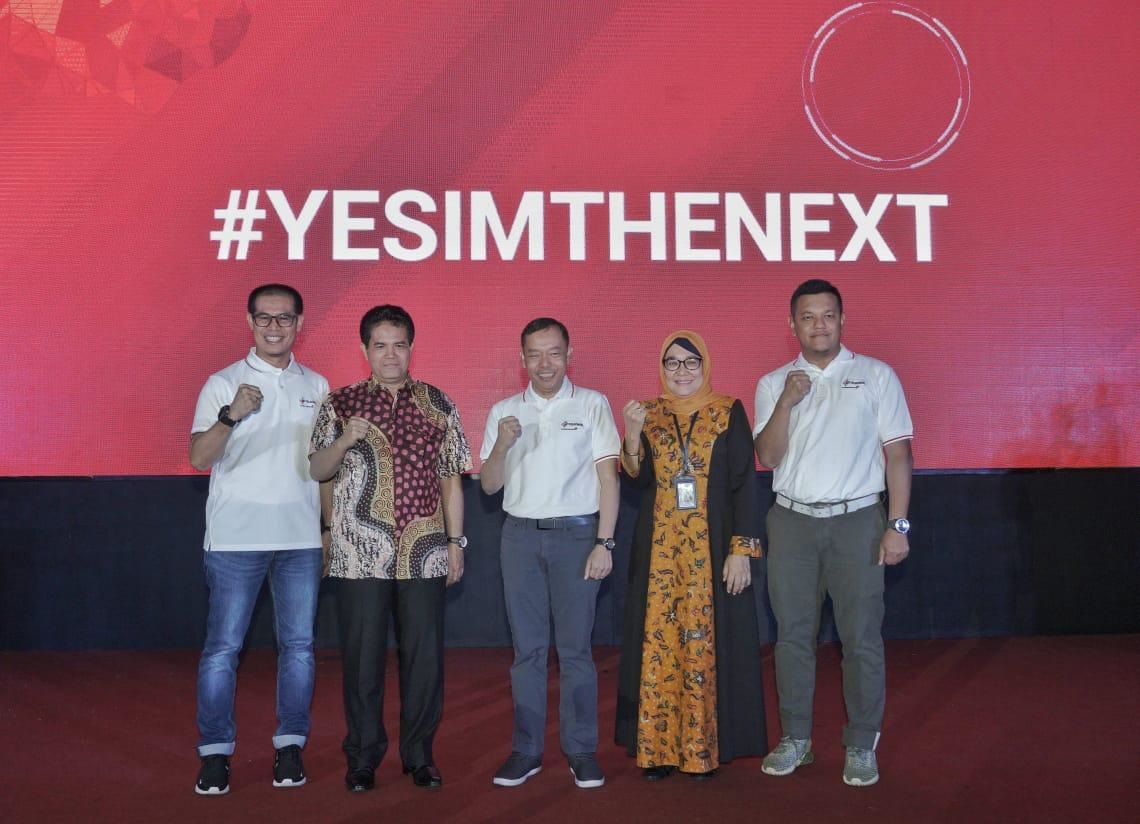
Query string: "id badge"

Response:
xmin=673 ymin=473 xmax=698 ymax=510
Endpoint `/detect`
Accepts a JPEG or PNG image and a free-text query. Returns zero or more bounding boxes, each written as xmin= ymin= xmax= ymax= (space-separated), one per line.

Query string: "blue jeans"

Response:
xmin=196 ymin=548 xmax=322 ymax=756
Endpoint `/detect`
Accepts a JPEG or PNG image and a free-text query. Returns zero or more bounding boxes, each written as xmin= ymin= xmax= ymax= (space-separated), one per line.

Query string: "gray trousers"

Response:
xmin=500 ymin=515 xmax=601 ymax=757
xmin=766 ymin=502 xmax=886 ymax=750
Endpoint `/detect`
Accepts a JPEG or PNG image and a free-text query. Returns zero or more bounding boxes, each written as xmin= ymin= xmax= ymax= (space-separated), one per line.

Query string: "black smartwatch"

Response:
xmin=595 ymin=537 xmax=616 ymax=551
xmin=217 ymin=404 xmax=238 ymax=427
xmin=447 ymin=536 xmax=468 ymax=549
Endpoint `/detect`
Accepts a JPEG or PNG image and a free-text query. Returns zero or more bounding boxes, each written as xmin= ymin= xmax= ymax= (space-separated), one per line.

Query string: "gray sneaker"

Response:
xmin=761 ymin=736 xmax=814 ymax=776
xmin=843 ymin=747 xmax=879 ymax=787
xmin=492 ymin=752 xmax=543 ymax=787
xmin=567 ymin=753 xmax=605 ymax=788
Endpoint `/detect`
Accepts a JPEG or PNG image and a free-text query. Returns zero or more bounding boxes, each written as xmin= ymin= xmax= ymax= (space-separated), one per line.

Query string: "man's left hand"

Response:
xmin=878 ymin=529 xmax=910 ymax=566
xmin=583 ymin=546 xmax=613 ymax=580
xmin=447 ymin=544 xmax=465 ymax=586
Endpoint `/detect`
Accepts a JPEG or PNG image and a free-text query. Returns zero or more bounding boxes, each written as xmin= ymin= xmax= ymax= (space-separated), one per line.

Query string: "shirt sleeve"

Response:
xmin=590 ymin=394 xmax=621 ymax=463
xmin=191 ymin=375 xmax=231 ymax=434
xmin=479 ymin=402 xmax=502 ymax=462
xmin=437 ymin=396 xmax=473 ymax=478
xmin=309 ymin=397 xmax=339 ymax=455
xmin=877 ymin=366 xmax=914 ymax=445
xmin=752 ymin=373 xmax=779 ymax=437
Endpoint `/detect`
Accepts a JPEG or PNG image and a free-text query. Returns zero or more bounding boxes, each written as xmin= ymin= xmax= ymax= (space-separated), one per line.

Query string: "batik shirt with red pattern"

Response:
xmin=310 ymin=375 xmax=472 ymax=580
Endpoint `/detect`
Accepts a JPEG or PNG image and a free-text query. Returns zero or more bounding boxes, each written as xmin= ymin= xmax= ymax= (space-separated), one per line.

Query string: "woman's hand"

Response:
xmin=723 ymin=554 xmax=752 ymax=595
xmin=622 ymin=400 xmax=646 ymax=447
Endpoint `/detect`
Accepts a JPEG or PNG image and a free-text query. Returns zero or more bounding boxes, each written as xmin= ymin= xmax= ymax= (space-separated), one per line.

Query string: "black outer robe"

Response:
xmin=615 ymin=399 xmax=768 ymax=763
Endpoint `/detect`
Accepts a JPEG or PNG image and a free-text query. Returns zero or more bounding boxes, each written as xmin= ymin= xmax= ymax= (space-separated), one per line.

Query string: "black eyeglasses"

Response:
xmin=252 ymin=313 xmax=297 ymax=328
xmin=662 ymin=356 xmax=702 ymax=372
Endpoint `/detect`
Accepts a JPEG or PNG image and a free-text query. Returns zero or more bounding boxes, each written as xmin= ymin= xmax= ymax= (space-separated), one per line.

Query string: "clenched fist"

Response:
xmin=229 ymin=383 xmax=263 ymax=421
xmin=778 ymin=370 xmax=812 ymax=409
xmin=496 ymin=416 xmax=522 ymax=451
xmin=338 ymin=416 xmax=371 ymax=448
xmin=622 ymin=400 xmax=646 ymax=444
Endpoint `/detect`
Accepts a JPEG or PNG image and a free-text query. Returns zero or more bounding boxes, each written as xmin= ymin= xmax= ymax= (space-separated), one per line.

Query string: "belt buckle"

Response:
xmin=536 ymin=517 xmax=557 ymax=530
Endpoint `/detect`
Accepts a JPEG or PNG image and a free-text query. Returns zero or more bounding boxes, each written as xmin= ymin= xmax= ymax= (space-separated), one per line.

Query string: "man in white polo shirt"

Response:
xmin=189 ymin=283 xmax=329 ymax=796
xmin=480 ymin=317 xmax=620 ymax=790
xmin=753 ymin=279 xmax=913 ymax=788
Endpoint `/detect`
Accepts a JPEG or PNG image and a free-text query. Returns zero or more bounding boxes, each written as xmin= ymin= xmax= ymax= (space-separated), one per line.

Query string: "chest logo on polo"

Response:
xmin=560 ymin=420 xmax=584 ymax=430
xmin=299 ymin=397 xmax=318 ymax=408
xmin=841 ymin=379 xmax=865 ymax=389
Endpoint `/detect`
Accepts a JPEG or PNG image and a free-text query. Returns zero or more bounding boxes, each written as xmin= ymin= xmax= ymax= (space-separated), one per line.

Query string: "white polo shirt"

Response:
xmin=480 ymin=379 xmax=620 ymax=519
xmin=191 ymin=348 xmax=329 ymax=551
xmin=753 ymin=345 xmax=913 ymax=504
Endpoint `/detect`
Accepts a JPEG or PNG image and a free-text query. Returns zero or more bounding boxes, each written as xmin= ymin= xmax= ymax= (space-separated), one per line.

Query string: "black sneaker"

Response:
xmin=492 ymin=752 xmax=543 ymax=787
xmin=272 ymin=744 xmax=307 ymax=788
xmin=567 ymin=753 xmax=605 ymax=788
xmin=195 ymin=754 xmax=230 ymax=795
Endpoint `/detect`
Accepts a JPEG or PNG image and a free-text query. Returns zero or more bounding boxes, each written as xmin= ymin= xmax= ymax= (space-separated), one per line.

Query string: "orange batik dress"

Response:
xmin=629 ymin=397 xmax=756 ymax=772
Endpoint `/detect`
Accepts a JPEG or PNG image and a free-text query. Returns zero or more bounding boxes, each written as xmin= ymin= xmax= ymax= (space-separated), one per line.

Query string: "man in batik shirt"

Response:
xmin=309 ymin=304 xmax=471 ymax=792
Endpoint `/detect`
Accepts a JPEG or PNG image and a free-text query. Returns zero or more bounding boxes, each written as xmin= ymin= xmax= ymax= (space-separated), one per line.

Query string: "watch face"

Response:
xmin=449 ymin=536 xmax=468 ymax=548
xmin=893 ymin=518 xmax=910 ymax=534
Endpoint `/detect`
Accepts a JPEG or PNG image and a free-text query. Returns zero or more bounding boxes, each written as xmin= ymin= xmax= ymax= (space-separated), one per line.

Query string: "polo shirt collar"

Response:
xmin=524 ymin=377 xmax=574 ymax=406
xmin=244 ymin=347 xmax=300 ymax=375
xmin=794 ymin=344 xmax=853 ymax=374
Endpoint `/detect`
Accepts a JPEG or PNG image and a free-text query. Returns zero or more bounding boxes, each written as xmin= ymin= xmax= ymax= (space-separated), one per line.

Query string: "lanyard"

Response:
xmin=671 ymin=411 xmax=699 ymax=473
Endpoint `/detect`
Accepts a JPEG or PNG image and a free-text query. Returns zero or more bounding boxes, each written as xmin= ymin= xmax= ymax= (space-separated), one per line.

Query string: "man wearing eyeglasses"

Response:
xmin=480 ymin=317 xmax=620 ymax=790
xmin=753 ymin=279 xmax=913 ymax=789
xmin=189 ymin=283 xmax=329 ymax=796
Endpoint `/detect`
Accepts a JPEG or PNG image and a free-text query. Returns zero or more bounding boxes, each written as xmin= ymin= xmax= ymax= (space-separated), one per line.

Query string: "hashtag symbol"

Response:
xmin=210 ymin=190 xmax=266 ymax=260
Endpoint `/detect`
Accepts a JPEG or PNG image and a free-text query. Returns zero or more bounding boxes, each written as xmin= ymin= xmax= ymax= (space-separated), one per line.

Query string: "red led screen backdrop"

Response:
xmin=0 ymin=0 xmax=1137 ymax=475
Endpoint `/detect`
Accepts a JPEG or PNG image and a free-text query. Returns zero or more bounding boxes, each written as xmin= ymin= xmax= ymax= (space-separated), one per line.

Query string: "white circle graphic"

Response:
xmin=802 ymin=1 xmax=971 ymax=170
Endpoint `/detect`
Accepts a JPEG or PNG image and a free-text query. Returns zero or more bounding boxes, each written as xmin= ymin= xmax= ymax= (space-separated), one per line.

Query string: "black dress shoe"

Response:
xmin=642 ymin=766 xmax=676 ymax=781
xmin=345 ymin=767 xmax=375 ymax=792
xmin=409 ymin=764 xmax=442 ymax=788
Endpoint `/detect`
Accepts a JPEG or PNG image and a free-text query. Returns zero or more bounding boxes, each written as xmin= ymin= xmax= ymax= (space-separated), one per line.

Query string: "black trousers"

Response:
xmin=336 ymin=576 xmax=446 ymax=771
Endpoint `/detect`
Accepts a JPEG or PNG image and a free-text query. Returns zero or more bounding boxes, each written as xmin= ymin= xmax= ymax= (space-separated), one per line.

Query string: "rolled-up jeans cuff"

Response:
xmin=273 ymin=734 xmax=307 ymax=750
xmin=198 ymin=742 xmax=235 ymax=758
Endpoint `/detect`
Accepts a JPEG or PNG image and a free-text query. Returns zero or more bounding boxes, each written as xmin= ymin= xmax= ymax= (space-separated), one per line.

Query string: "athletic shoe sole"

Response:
xmin=843 ymin=772 xmax=879 ymax=787
xmin=761 ymin=751 xmax=815 ymax=776
xmin=194 ymin=784 xmax=230 ymax=796
xmin=272 ymin=776 xmax=307 ymax=788
xmin=492 ymin=765 xmax=542 ymax=787
xmin=570 ymin=768 xmax=605 ymax=789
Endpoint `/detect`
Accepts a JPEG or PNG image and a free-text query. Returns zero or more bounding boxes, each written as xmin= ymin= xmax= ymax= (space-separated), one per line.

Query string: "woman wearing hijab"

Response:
xmin=615 ymin=331 xmax=767 ymax=780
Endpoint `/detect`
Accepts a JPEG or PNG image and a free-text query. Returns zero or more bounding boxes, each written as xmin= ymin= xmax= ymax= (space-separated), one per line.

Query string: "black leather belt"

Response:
xmin=509 ymin=514 xmax=598 ymax=529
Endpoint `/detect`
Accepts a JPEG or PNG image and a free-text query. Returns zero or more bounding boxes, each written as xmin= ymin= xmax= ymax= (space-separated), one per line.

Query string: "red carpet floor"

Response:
xmin=2 ymin=636 xmax=1137 ymax=823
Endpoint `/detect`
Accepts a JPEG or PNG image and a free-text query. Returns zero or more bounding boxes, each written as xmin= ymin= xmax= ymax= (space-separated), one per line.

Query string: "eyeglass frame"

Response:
xmin=662 ymin=356 xmax=703 ymax=372
xmin=251 ymin=312 xmax=298 ymax=328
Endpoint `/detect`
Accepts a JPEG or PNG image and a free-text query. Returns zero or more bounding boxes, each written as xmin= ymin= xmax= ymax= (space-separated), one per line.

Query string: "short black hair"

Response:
xmin=520 ymin=317 xmax=569 ymax=350
xmin=359 ymin=304 xmax=415 ymax=346
xmin=248 ymin=283 xmax=303 ymax=315
xmin=790 ymin=279 xmax=842 ymax=315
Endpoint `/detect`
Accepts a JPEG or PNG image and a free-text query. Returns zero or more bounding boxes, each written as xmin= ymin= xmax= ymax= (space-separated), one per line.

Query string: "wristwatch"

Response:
xmin=217 ymin=404 xmax=238 ymax=428
xmin=447 ymin=536 xmax=468 ymax=549
xmin=595 ymin=537 xmax=616 ymax=550
xmin=889 ymin=518 xmax=911 ymax=535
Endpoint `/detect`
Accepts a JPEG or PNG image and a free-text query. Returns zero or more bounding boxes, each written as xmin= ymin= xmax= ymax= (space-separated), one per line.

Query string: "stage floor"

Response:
xmin=2 ymin=636 xmax=1137 ymax=823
